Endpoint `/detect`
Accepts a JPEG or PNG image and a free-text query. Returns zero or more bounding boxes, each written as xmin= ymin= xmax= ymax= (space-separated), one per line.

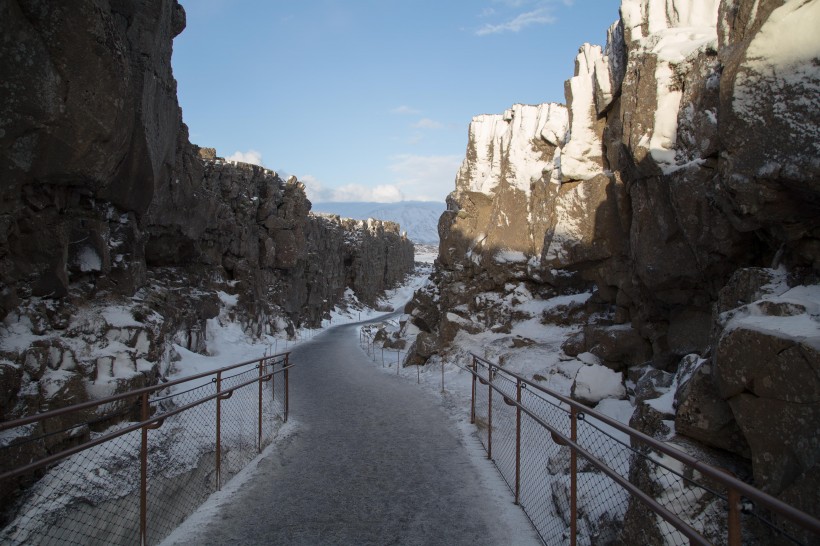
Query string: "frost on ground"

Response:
xmin=0 ymin=264 xmax=431 ymax=545
xmin=361 ymin=281 xmax=643 ymax=543
xmin=358 ymin=269 xmax=820 ymax=543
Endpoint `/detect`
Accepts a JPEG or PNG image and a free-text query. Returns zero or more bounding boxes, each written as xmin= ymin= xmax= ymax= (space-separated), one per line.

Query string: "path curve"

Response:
xmin=167 ymin=320 xmax=540 ymax=545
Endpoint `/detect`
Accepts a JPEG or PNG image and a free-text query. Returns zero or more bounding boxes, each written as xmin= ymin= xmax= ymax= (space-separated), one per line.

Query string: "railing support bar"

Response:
xmin=284 ymin=354 xmax=290 ymax=422
xmin=487 ymin=367 xmax=493 ymax=460
xmin=515 ymin=379 xmax=521 ymax=506
xmin=257 ymin=361 xmax=264 ymax=453
xmin=570 ymin=406 xmax=578 ymax=546
xmin=470 ymin=357 xmax=477 ymax=425
xmin=216 ymin=370 xmax=223 ymax=491
xmin=139 ymin=392 xmax=149 ymax=546
xmin=728 ymin=486 xmax=741 ymax=546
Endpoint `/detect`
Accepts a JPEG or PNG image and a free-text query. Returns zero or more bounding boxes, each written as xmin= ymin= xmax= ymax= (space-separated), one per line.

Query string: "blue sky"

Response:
xmin=172 ymin=0 xmax=620 ymax=203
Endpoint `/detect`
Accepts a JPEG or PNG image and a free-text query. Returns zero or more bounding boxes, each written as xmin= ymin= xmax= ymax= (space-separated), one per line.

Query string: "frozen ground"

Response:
xmin=161 ymin=315 xmax=540 ymax=545
xmin=155 ymin=258 xmax=541 ymax=544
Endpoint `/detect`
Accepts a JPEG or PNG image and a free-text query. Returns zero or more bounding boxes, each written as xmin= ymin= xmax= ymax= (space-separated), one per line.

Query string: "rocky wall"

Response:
xmin=409 ymin=0 xmax=820 ymax=527
xmin=0 ymin=0 xmax=414 ymax=518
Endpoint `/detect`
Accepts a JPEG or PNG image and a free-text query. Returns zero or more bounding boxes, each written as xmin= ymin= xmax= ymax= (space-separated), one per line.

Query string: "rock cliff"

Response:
xmin=406 ymin=0 xmax=819 ymax=531
xmin=0 ymin=0 xmax=414 ymax=501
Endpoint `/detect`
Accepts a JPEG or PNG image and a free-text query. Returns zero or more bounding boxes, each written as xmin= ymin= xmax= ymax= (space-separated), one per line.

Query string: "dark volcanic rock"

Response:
xmin=0 ymin=0 xmax=415 ymax=497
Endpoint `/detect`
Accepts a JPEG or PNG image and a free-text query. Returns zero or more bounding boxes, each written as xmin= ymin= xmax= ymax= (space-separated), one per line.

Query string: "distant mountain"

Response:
xmin=312 ymin=201 xmax=445 ymax=244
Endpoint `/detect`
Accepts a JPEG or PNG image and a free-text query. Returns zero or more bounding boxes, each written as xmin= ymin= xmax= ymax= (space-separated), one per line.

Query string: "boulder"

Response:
xmin=675 ymin=358 xmax=751 ymax=458
xmin=571 ymin=363 xmax=625 ymax=405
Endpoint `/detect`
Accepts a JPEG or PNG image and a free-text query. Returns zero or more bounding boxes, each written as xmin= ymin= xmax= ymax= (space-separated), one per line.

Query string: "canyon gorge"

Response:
xmin=1 ymin=0 xmax=818 ymax=543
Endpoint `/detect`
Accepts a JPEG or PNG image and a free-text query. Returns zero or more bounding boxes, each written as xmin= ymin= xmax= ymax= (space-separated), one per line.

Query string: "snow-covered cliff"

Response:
xmin=406 ymin=0 xmax=820 ymax=537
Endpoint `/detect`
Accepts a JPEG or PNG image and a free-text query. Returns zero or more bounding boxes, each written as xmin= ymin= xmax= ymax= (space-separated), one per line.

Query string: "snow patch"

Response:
xmin=573 ymin=363 xmax=626 ymax=404
xmin=732 ymin=0 xmax=820 ymax=142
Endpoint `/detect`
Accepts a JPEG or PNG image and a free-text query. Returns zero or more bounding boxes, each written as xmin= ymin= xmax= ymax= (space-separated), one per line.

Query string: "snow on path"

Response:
xmin=161 ymin=320 xmax=540 ymax=545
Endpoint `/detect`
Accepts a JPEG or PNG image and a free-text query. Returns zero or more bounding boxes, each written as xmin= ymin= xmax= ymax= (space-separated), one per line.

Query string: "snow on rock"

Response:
xmin=572 ymin=363 xmax=626 ymax=405
xmin=729 ymin=0 xmax=820 ymax=166
xmin=621 ymin=0 xmax=721 ymax=172
xmin=593 ymin=19 xmax=626 ymax=114
xmin=457 ymin=103 xmax=567 ymax=197
xmin=560 ymin=44 xmax=606 ymax=182
xmin=719 ymin=283 xmax=820 ymax=351
xmin=494 ymin=250 xmax=528 ymax=264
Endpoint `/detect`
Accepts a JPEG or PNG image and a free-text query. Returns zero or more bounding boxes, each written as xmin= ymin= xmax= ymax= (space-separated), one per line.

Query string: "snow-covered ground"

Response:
xmin=0 ymin=264 xmax=432 ymax=545
xmin=359 ymin=281 xmax=643 ymax=543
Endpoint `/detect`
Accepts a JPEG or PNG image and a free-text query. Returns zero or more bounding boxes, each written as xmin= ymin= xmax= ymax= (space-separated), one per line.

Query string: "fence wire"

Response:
xmin=0 ymin=355 xmax=290 ymax=545
xmin=468 ymin=358 xmax=820 ymax=546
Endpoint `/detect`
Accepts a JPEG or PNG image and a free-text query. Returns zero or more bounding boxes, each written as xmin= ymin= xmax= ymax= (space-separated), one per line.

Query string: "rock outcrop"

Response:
xmin=0 ymin=0 xmax=414 ymax=515
xmin=407 ymin=0 xmax=820 ymax=530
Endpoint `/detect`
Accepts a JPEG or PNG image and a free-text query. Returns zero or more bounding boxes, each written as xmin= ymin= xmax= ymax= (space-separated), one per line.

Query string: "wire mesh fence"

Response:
xmin=0 ymin=353 xmax=291 ymax=545
xmin=466 ymin=355 xmax=820 ymax=546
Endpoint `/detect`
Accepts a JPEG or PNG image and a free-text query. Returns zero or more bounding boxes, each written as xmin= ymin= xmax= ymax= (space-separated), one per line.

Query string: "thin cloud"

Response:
xmin=476 ymin=7 xmax=556 ymax=35
xmin=226 ymin=149 xmax=264 ymax=166
xmin=388 ymin=154 xmax=462 ymax=201
xmin=300 ymin=174 xmax=405 ymax=203
xmin=412 ymin=118 xmax=444 ymax=129
xmin=299 ymin=154 xmax=461 ymax=203
xmin=391 ymin=105 xmax=421 ymax=115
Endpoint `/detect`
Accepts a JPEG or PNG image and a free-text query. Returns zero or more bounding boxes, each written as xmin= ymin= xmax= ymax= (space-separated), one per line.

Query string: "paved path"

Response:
xmin=169 ymin=320 xmax=540 ymax=545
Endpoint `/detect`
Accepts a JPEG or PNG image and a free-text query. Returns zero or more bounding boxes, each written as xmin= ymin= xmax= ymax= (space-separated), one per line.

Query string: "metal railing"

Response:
xmin=0 ymin=353 xmax=292 ymax=545
xmin=464 ymin=354 xmax=820 ymax=546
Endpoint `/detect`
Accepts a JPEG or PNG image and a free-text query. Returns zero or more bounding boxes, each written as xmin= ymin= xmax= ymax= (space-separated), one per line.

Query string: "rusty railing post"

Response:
xmin=139 ymin=392 xmax=149 ymax=546
xmin=515 ymin=379 xmax=522 ymax=505
xmin=257 ymin=359 xmax=264 ymax=453
xmin=487 ymin=366 xmax=493 ymax=460
xmin=470 ymin=357 xmax=477 ymax=425
xmin=216 ymin=370 xmax=223 ymax=491
xmin=440 ymin=361 xmax=444 ymax=392
xmin=728 ymin=485 xmax=742 ymax=546
xmin=284 ymin=354 xmax=289 ymax=423
xmin=570 ymin=406 xmax=578 ymax=546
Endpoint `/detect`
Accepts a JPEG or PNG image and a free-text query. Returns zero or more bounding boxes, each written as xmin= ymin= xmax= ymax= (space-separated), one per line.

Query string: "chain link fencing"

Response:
xmin=0 ymin=353 xmax=291 ymax=545
xmin=467 ymin=355 xmax=820 ymax=546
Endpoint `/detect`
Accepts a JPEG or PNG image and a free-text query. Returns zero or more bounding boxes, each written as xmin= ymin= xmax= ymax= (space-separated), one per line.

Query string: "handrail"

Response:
xmin=0 ymin=360 xmax=295 ymax=483
xmin=1 ymin=352 xmax=294 ymax=546
xmin=468 ymin=353 xmax=820 ymax=538
xmin=471 ymin=361 xmax=711 ymax=544
xmin=0 ymin=352 xmax=290 ymax=432
xmin=464 ymin=359 xmax=709 ymax=544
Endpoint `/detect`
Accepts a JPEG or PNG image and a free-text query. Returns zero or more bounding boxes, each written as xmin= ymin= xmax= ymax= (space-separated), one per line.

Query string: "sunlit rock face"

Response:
xmin=409 ymin=0 xmax=820 ymax=528
xmin=440 ymin=103 xmax=567 ymax=283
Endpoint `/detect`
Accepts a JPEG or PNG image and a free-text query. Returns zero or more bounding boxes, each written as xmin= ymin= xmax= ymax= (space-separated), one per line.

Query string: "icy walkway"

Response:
xmin=162 ymin=318 xmax=540 ymax=545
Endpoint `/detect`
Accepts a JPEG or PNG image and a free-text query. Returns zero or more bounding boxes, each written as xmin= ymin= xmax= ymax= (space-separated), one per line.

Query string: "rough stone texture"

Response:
xmin=675 ymin=358 xmax=751 ymax=458
xmin=0 ymin=0 xmax=186 ymax=299
xmin=405 ymin=0 xmax=820 ymax=528
xmin=717 ymin=0 xmax=820 ymax=264
xmin=0 ymin=0 xmax=415 ymax=519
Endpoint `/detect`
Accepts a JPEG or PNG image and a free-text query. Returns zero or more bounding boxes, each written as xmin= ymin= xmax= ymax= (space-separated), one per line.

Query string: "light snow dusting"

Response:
xmin=561 ymin=44 xmax=606 ymax=182
xmin=732 ymin=0 xmax=820 ymax=143
xmin=621 ymin=0 xmax=721 ymax=173
xmin=459 ymin=104 xmax=567 ymax=197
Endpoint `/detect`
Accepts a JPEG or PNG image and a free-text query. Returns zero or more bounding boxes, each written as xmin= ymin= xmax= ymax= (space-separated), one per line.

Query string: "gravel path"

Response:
xmin=165 ymin=321 xmax=540 ymax=545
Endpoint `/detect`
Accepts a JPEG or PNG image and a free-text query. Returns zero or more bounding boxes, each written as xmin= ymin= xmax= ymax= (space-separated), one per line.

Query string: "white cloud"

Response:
xmin=492 ymin=0 xmax=528 ymax=7
xmin=300 ymin=175 xmax=405 ymax=203
xmin=391 ymin=105 xmax=421 ymax=115
xmin=412 ymin=118 xmax=444 ymax=129
xmin=476 ymin=0 xmax=572 ymax=35
xmin=387 ymin=154 xmax=462 ymax=201
xmin=226 ymin=149 xmax=264 ymax=166
xmin=476 ymin=7 xmax=556 ymax=35
xmin=299 ymin=154 xmax=461 ymax=203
